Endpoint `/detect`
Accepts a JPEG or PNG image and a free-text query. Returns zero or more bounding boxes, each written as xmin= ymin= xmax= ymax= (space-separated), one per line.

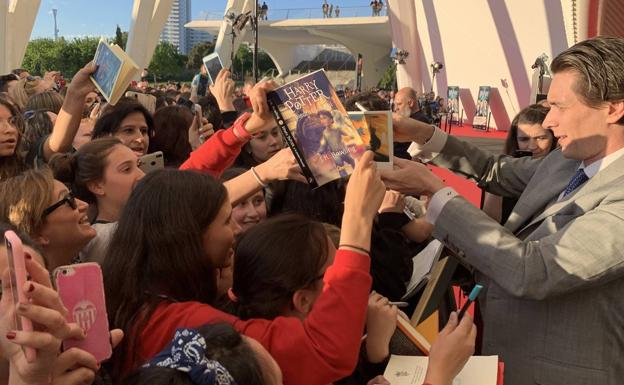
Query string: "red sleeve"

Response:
xmin=178 ymin=112 xmax=251 ymax=177
xmin=136 ymin=250 xmax=371 ymax=385
xmin=234 ymin=249 xmax=372 ymax=385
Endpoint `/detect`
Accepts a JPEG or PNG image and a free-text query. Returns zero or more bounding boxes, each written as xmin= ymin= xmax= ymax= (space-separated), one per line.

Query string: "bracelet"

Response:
xmin=339 ymin=244 xmax=370 ymax=255
xmin=250 ymin=167 xmax=268 ymax=188
xmin=232 ymin=112 xmax=253 ymax=142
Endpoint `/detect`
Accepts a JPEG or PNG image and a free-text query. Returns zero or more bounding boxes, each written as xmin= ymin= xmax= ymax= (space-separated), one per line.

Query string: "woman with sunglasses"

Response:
xmin=0 ymin=168 xmax=95 ymax=270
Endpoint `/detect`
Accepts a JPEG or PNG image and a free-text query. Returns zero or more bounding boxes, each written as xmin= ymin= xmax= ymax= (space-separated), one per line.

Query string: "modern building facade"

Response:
xmin=160 ymin=0 xmax=191 ymax=54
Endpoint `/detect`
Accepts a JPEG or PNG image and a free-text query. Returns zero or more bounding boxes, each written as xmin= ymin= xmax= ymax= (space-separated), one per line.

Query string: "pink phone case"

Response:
xmin=54 ymin=263 xmax=112 ymax=362
xmin=3 ymin=231 xmax=36 ymax=361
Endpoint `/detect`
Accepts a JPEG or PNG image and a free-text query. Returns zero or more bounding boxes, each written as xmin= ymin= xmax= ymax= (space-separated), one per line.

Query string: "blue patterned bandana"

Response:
xmin=145 ymin=328 xmax=237 ymax=385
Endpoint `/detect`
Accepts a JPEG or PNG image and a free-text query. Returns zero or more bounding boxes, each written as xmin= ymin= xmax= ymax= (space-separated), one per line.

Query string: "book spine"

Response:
xmin=266 ymin=95 xmax=319 ymax=188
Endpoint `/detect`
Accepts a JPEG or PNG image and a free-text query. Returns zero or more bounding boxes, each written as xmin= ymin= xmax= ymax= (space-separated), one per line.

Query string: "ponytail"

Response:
xmin=48 ymin=137 xmax=122 ymax=204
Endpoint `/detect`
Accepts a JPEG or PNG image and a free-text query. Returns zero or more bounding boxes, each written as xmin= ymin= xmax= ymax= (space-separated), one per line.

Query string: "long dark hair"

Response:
xmin=122 ymin=323 xmax=266 ymax=385
xmin=92 ymin=99 xmax=154 ymax=139
xmin=148 ymin=105 xmax=193 ymax=168
xmin=269 ymin=179 xmax=346 ymax=227
xmin=103 ymin=169 xmax=228 ymax=375
xmin=231 ymin=214 xmax=329 ymax=320
xmin=504 ymin=104 xmax=555 ymax=156
xmin=0 ymin=95 xmax=26 ymax=179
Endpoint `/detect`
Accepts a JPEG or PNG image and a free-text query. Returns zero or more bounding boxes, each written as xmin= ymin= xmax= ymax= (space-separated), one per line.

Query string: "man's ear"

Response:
xmin=606 ymin=100 xmax=624 ymax=124
xmin=86 ymin=180 xmax=105 ymax=197
xmin=292 ymin=288 xmax=315 ymax=317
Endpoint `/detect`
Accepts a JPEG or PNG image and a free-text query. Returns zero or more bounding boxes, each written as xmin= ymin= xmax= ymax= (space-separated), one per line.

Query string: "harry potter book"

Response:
xmin=267 ymin=70 xmax=366 ymax=188
xmin=91 ymin=39 xmax=140 ymax=105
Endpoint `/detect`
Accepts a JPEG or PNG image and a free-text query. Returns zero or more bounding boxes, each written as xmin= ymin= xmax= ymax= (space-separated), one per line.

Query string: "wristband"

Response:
xmin=232 ymin=112 xmax=253 ymax=142
xmin=338 ymin=244 xmax=370 ymax=255
xmin=250 ymin=167 xmax=268 ymax=188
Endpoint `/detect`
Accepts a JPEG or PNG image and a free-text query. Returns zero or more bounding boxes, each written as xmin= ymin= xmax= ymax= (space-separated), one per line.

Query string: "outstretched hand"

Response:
xmin=256 ymin=148 xmax=307 ymax=184
xmin=424 ymin=312 xmax=476 ymax=385
xmin=392 ymin=113 xmax=436 ymax=144
xmin=379 ymin=157 xmax=445 ymax=197
xmin=209 ymin=69 xmax=236 ymax=111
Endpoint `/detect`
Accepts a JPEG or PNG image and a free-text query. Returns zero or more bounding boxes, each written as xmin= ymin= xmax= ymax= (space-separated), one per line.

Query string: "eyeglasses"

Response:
xmin=42 ymin=191 xmax=77 ymax=218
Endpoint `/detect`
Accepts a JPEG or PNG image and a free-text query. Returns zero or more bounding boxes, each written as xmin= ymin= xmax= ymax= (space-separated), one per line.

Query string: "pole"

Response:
xmin=253 ymin=0 xmax=259 ymax=83
xmin=52 ymin=9 xmax=59 ymax=41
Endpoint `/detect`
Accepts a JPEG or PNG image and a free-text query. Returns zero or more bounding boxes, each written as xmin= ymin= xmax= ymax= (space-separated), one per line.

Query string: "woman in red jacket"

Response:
xmin=102 ymin=151 xmax=386 ymax=385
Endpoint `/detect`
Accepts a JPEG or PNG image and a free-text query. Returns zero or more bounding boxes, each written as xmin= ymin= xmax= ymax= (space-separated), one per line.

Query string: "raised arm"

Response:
xmin=223 ymin=148 xmax=306 ymax=206
xmin=42 ymin=62 xmax=96 ymax=162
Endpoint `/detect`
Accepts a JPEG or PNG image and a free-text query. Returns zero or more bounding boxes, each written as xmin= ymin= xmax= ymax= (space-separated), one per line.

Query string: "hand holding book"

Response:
xmin=254 ymin=148 xmax=307 ymax=184
xmin=244 ymin=80 xmax=279 ymax=135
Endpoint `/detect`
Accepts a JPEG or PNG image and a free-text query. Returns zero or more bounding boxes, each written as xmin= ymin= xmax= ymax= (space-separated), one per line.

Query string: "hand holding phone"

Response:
xmin=54 ymin=263 xmax=112 ymax=362
xmin=3 ymin=231 xmax=36 ymax=361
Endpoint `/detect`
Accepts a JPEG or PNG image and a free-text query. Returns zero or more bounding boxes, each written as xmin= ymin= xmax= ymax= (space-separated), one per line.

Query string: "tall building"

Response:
xmin=186 ymin=28 xmax=214 ymax=54
xmin=160 ymin=0 xmax=191 ymax=54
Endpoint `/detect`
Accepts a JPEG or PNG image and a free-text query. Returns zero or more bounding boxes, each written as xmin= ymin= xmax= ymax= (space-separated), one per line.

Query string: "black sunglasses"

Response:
xmin=42 ymin=191 xmax=77 ymax=218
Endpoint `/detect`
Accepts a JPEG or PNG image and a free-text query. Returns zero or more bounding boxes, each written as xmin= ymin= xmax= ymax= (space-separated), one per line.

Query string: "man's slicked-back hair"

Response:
xmin=551 ymin=36 xmax=624 ymax=124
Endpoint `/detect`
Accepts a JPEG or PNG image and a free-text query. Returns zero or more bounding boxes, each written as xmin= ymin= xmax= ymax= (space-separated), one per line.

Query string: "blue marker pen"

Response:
xmin=458 ymin=284 xmax=484 ymax=320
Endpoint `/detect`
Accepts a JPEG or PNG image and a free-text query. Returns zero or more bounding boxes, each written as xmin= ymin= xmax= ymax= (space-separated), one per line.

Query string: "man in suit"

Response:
xmin=381 ymin=36 xmax=624 ymax=385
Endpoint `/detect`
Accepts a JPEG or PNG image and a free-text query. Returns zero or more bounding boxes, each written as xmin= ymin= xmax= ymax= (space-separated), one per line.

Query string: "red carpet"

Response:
xmin=442 ymin=123 xmax=509 ymax=139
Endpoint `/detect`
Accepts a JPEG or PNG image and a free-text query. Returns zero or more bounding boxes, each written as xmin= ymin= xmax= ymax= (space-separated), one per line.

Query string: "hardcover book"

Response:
xmin=267 ymin=70 xmax=367 ymax=188
xmin=91 ymin=39 xmax=139 ymax=105
xmin=348 ymin=110 xmax=393 ymax=168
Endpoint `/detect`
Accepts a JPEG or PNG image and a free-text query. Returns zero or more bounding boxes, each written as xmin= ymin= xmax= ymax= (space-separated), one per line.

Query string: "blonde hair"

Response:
xmin=8 ymin=77 xmax=44 ymax=110
xmin=0 ymin=168 xmax=55 ymax=236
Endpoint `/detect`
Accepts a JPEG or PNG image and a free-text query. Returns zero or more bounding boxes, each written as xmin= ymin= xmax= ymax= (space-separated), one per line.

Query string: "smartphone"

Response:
xmin=54 ymin=263 xmax=112 ymax=362
xmin=193 ymin=103 xmax=203 ymax=117
xmin=202 ymin=52 xmax=224 ymax=86
xmin=514 ymin=150 xmax=533 ymax=158
xmin=3 ymin=231 xmax=36 ymax=361
xmin=125 ymin=91 xmax=156 ymax=114
xmin=176 ymin=97 xmax=194 ymax=111
xmin=138 ymin=151 xmax=164 ymax=174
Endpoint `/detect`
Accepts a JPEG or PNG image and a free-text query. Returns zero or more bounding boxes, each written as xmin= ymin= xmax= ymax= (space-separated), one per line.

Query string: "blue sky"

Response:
xmin=31 ymin=0 xmax=371 ymax=39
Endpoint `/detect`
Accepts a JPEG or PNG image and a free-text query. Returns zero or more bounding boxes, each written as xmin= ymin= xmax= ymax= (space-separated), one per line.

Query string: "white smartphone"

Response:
xmin=138 ymin=151 xmax=164 ymax=174
xmin=202 ymin=52 xmax=224 ymax=86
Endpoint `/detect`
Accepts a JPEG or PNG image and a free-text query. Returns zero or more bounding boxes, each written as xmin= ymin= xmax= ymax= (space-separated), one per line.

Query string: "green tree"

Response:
xmin=21 ymin=37 xmax=99 ymax=78
xmin=148 ymin=41 xmax=187 ymax=81
xmin=377 ymin=63 xmax=396 ymax=90
xmin=187 ymin=41 xmax=215 ymax=70
xmin=114 ymin=25 xmax=125 ymax=49
xmin=231 ymin=44 xmax=277 ymax=80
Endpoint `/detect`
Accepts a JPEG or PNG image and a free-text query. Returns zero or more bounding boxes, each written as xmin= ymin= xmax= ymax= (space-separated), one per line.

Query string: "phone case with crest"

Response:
xmin=54 ymin=263 xmax=112 ymax=362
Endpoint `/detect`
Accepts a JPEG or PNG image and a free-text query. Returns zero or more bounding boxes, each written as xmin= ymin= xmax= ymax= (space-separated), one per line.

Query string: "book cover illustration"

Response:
xmin=267 ymin=70 xmax=367 ymax=188
xmin=348 ymin=110 xmax=393 ymax=168
xmin=91 ymin=39 xmax=122 ymax=103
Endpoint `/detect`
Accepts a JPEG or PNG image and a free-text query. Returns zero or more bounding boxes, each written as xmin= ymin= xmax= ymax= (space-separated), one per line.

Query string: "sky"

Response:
xmin=31 ymin=0 xmax=371 ymax=39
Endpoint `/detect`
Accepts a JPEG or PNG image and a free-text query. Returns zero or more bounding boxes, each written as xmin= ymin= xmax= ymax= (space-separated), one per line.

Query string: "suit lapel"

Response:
xmin=517 ymin=153 xmax=624 ymax=233
xmin=505 ymin=151 xmax=579 ymax=233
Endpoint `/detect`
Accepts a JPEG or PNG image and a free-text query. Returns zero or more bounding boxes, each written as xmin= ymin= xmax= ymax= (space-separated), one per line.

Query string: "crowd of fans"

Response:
xmin=0 ymin=34 xmax=623 ymax=385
